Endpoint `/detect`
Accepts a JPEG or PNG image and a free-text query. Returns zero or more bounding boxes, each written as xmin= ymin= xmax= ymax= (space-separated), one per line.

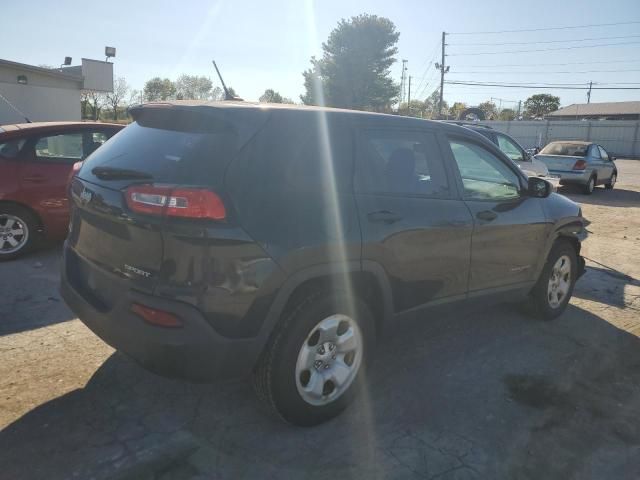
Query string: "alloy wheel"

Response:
xmin=0 ymin=215 xmax=29 ymax=255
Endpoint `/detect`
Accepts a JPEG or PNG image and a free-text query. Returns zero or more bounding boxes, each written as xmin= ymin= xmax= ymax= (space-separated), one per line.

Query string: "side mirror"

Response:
xmin=528 ymin=176 xmax=551 ymax=198
xmin=523 ymin=152 xmax=532 ymax=162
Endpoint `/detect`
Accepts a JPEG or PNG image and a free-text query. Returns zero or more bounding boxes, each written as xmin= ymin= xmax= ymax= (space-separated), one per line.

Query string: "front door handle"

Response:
xmin=23 ymin=175 xmax=46 ymax=184
xmin=476 ymin=210 xmax=497 ymax=222
xmin=367 ymin=210 xmax=403 ymax=224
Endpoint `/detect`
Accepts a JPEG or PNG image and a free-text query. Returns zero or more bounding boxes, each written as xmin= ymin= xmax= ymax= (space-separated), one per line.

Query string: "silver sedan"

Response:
xmin=534 ymin=141 xmax=618 ymax=194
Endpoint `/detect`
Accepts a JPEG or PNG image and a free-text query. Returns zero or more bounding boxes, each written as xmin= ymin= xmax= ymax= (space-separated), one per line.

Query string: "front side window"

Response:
xmin=356 ymin=130 xmax=450 ymax=197
xmin=34 ymin=133 xmax=83 ymax=162
xmin=448 ymin=138 xmax=521 ymax=201
xmin=0 ymin=138 xmax=26 ymax=158
xmin=496 ymin=134 xmax=524 ymax=162
xmin=83 ymin=130 xmax=115 ymax=157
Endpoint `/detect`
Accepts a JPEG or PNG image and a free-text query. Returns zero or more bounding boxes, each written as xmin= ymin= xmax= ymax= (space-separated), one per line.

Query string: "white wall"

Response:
xmin=478 ymin=120 xmax=640 ymax=158
xmin=0 ymin=83 xmax=80 ymax=124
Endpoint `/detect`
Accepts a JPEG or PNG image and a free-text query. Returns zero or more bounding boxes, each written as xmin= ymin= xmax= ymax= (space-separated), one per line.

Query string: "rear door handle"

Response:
xmin=367 ymin=210 xmax=403 ymax=224
xmin=476 ymin=210 xmax=497 ymax=222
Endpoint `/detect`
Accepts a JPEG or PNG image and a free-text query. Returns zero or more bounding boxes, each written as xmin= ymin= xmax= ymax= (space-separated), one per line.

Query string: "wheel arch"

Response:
xmin=0 ymin=200 xmax=44 ymax=231
xmin=255 ymin=261 xmax=394 ymax=360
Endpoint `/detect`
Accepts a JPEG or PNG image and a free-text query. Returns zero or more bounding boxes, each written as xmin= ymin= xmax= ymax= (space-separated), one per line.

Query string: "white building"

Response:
xmin=0 ymin=58 xmax=113 ymax=124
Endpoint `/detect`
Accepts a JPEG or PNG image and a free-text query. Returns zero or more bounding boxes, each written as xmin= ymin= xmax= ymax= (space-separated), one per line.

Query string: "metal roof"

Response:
xmin=548 ymin=101 xmax=640 ymax=117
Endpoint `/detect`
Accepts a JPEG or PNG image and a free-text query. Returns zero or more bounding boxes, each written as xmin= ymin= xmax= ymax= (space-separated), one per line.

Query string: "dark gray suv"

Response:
xmin=61 ymin=101 xmax=586 ymax=426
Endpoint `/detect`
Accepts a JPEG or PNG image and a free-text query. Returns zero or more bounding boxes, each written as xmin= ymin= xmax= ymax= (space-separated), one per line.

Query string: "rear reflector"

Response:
xmin=131 ymin=303 xmax=183 ymax=328
xmin=572 ymin=160 xmax=587 ymax=170
xmin=125 ymin=185 xmax=226 ymax=220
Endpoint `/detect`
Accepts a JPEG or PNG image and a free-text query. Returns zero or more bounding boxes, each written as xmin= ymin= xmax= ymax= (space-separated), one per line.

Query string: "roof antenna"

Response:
xmin=0 ymin=90 xmax=31 ymax=123
xmin=212 ymin=60 xmax=243 ymax=101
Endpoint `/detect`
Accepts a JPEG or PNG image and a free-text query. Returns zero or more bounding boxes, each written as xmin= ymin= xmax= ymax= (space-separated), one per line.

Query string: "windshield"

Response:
xmin=539 ymin=142 xmax=588 ymax=157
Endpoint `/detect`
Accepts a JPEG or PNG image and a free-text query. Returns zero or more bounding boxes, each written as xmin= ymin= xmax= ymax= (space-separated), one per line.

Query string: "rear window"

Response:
xmin=80 ymin=118 xmax=238 ymax=186
xmin=540 ymin=142 xmax=588 ymax=157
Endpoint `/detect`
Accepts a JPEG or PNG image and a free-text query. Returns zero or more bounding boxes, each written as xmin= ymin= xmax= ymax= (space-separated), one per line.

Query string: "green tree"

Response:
xmin=498 ymin=108 xmax=517 ymax=121
xmin=524 ymin=94 xmax=560 ymax=118
xmin=175 ymin=75 xmax=213 ymax=100
xmin=449 ymin=102 xmax=467 ymax=119
xmin=301 ymin=14 xmax=399 ymax=111
xmin=477 ymin=100 xmax=498 ymax=120
xmin=259 ymin=88 xmax=284 ymax=103
xmin=143 ymin=77 xmax=176 ymax=101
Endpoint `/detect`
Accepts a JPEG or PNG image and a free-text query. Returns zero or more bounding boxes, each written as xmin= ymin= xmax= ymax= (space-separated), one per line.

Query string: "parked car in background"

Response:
xmin=0 ymin=121 xmax=123 ymax=260
xmin=534 ymin=141 xmax=618 ymax=194
xmin=445 ymin=122 xmax=560 ymax=190
xmin=62 ymin=102 xmax=586 ymax=426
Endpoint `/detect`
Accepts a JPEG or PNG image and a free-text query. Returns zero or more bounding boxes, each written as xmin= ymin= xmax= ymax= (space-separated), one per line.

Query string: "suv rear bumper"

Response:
xmin=60 ymin=245 xmax=263 ymax=382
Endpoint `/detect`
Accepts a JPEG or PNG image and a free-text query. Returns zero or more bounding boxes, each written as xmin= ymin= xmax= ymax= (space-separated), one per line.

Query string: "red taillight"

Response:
xmin=131 ymin=303 xmax=183 ymax=328
xmin=572 ymin=159 xmax=587 ymax=170
xmin=125 ymin=185 xmax=226 ymax=220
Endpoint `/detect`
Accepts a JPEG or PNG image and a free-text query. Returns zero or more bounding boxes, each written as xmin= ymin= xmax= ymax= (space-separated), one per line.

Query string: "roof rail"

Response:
xmin=440 ymin=120 xmax=494 ymax=130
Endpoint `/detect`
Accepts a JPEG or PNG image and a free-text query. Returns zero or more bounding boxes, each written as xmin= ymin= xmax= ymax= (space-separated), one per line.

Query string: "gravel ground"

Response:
xmin=1 ymin=160 xmax=639 ymax=480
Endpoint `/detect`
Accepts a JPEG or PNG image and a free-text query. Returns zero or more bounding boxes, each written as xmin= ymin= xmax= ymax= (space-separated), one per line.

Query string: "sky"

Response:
xmin=2 ymin=0 xmax=640 ymax=109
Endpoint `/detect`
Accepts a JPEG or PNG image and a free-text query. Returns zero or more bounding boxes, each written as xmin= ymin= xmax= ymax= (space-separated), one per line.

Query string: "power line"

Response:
xmin=448 ymin=20 xmax=640 ymax=35
xmin=448 ymin=40 xmax=640 ymax=56
xmin=449 ymin=68 xmax=640 ymax=74
xmin=445 ymin=80 xmax=640 ymax=90
xmin=457 ymin=59 xmax=640 ymax=68
xmin=446 ymin=80 xmax=640 ymax=86
xmin=413 ymin=40 xmax=441 ymax=97
xmin=450 ymin=34 xmax=640 ymax=47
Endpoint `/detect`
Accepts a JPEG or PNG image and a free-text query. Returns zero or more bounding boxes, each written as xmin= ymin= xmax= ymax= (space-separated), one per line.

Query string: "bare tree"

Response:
xmin=105 ymin=77 xmax=129 ymax=121
xmin=82 ymin=90 xmax=106 ymax=121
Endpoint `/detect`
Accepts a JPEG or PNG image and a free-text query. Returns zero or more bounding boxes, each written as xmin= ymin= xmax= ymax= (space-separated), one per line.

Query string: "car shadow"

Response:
xmin=0 ymin=243 xmax=76 ymax=336
xmin=2 ymin=301 xmax=640 ymax=479
xmin=573 ymin=262 xmax=640 ymax=311
xmin=561 ymin=186 xmax=640 ymax=208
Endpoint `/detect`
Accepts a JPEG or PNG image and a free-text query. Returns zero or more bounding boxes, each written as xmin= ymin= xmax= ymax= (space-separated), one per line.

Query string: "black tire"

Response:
xmin=605 ymin=171 xmax=617 ymax=189
xmin=0 ymin=205 xmax=38 ymax=261
xmin=253 ymin=291 xmax=375 ymax=426
xmin=583 ymin=175 xmax=596 ymax=195
xmin=525 ymin=240 xmax=577 ymax=320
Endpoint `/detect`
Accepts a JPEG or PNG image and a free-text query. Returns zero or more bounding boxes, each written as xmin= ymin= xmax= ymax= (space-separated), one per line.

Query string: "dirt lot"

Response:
xmin=1 ymin=160 xmax=639 ymax=480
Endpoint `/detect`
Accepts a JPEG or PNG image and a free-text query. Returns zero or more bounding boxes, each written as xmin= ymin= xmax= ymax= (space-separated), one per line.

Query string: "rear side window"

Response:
xmin=35 ymin=133 xmax=83 ymax=162
xmin=81 ymin=121 xmax=237 ymax=186
xmin=356 ymin=129 xmax=450 ymax=198
xmin=228 ymin=111 xmax=353 ymax=195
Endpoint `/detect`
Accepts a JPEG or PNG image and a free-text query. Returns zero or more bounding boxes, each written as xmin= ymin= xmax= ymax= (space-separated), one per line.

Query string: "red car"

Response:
xmin=0 ymin=121 xmax=123 ymax=260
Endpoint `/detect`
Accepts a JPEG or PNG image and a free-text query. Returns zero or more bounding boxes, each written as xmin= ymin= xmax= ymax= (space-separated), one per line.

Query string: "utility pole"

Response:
xmin=435 ymin=32 xmax=449 ymax=119
xmin=587 ymin=81 xmax=593 ymax=104
xmin=407 ymin=76 xmax=412 ymax=113
xmin=399 ymin=59 xmax=408 ymax=109
xmin=517 ymin=100 xmax=522 ymax=120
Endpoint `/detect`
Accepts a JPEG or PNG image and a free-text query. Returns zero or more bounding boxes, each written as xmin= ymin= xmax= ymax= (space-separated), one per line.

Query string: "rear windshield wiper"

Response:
xmin=91 ymin=166 xmax=153 ymax=181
